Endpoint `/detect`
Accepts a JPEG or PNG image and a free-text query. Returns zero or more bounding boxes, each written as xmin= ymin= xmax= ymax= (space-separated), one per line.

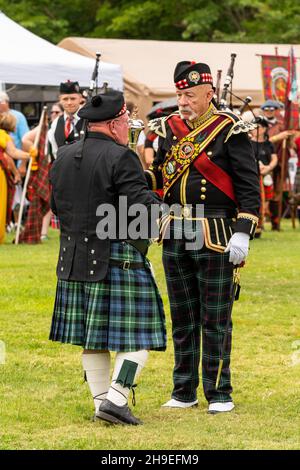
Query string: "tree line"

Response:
xmin=1 ymin=0 xmax=300 ymax=44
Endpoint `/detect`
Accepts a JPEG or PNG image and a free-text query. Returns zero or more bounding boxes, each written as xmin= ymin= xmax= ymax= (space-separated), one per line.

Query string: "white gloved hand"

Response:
xmin=225 ymin=232 xmax=250 ymax=265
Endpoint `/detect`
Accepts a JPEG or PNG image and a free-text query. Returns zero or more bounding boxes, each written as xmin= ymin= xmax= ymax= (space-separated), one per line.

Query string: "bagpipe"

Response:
xmin=216 ymin=53 xmax=253 ymax=116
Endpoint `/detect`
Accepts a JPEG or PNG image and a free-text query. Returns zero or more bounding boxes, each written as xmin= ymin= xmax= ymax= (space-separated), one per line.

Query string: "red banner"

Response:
xmin=261 ymin=55 xmax=289 ymax=104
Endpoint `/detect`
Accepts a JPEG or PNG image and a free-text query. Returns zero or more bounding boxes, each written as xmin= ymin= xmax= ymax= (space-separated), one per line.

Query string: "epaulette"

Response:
xmin=224 ymin=119 xmax=257 ymax=143
xmin=216 ymin=109 xmax=240 ymax=123
xmin=148 ymin=111 xmax=179 ymax=138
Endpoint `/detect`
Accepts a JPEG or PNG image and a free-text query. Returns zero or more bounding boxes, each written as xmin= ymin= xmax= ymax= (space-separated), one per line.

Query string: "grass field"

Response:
xmin=0 ymin=221 xmax=299 ymax=450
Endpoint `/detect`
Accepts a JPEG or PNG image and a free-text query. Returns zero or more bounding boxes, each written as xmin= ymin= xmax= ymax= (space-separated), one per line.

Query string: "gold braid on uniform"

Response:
xmin=237 ymin=212 xmax=259 ymax=238
xmin=186 ymin=102 xmax=217 ymax=129
xmin=237 ymin=212 xmax=259 ymax=224
xmin=145 ymin=169 xmax=157 ymax=191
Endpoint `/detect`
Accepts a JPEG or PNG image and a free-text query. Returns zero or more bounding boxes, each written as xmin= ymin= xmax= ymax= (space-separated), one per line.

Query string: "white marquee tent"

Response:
xmin=0 ymin=12 xmax=123 ymax=90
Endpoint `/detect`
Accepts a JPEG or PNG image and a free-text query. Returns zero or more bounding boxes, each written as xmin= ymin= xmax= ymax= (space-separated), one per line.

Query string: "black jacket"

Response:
xmin=50 ymin=132 xmax=159 ymax=282
xmin=146 ymin=110 xmax=260 ymax=237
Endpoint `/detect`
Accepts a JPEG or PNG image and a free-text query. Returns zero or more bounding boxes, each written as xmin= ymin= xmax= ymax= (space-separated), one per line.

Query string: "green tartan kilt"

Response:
xmin=49 ymin=241 xmax=166 ymax=351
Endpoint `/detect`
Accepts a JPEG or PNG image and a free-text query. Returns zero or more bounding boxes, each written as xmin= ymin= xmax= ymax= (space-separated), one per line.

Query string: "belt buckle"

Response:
xmin=181 ymin=206 xmax=191 ymax=218
xmin=123 ymin=260 xmax=130 ymax=270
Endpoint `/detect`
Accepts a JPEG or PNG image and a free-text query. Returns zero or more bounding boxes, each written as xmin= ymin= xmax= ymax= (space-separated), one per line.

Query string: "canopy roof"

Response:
xmin=58 ymin=37 xmax=300 ymax=122
xmin=0 ymin=12 xmax=123 ymax=90
xmin=58 ymin=37 xmax=300 ymax=103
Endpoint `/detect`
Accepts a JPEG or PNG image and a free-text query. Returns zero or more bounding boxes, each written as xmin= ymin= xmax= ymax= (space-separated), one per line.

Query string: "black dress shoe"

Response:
xmin=96 ymin=399 xmax=143 ymax=425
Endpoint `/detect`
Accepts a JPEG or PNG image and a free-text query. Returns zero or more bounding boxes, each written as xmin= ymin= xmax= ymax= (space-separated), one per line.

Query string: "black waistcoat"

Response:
xmin=54 ymin=115 xmax=84 ymax=148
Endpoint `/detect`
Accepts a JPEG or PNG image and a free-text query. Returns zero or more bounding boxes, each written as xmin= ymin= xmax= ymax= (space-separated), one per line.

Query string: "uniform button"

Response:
xmin=201 ymin=187 xmax=207 ymax=193
xmin=200 ymin=195 xmax=206 ymax=200
xmin=67 ymin=236 xmax=71 ymax=241
xmin=173 ymin=136 xmax=177 ymax=140
xmin=201 ymin=179 xmax=207 ymax=185
xmin=84 ymin=237 xmax=88 ymax=242
xmin=60 ymin=256 xmax=63 ymax=261
xmin=63 ymin=247 xmax=66 ymax=252
xmin=207 ymin=151 xmax=212 ymax=156
xmin=61 ymin=267 xmax=64 ymax=271
xmin=91 ymin=249 xmax=95 ymax=254
xmin=90 ymin=270 xmax=94 ymax=275
xmin=93 ymin=260 xmax=97 ymax=265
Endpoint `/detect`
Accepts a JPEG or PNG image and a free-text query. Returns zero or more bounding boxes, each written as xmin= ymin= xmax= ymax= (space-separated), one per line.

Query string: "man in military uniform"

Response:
xmin=49 ymin=90 xmax=166 ymax=425
xmin=145 ymin=61 xmax=260 ymax=413
xmin=48 ymin=80 xmax=84 ymax=159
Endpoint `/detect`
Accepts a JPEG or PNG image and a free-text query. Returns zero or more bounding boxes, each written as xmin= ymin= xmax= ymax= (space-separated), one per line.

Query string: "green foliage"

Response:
xmin=0 ymin=0 xmax=300 ymax=44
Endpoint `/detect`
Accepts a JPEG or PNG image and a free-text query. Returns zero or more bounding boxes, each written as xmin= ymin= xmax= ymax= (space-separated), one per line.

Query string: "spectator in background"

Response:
xmin=0 ymin=91 xmax=30 ymax=226
xmin=50 ymin=102 xmax=63 ymax=124
xmin=0 ymin=113 xmax=30 ymax=243
xmin=21 ymin=102 xmax=64 ymax=241
xmin=0 ymin=91 xmax=29 ymax=151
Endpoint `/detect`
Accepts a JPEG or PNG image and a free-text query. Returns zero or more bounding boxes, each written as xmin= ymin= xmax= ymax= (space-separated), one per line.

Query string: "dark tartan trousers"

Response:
xmin=162 ymin=222 xmax=234 ymax=404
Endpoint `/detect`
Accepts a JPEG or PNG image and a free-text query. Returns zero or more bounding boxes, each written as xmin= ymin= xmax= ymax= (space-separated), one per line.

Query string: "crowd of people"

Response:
xmin=0 ymin=63 xmax=299 ymax=426
xmin=1 ymin=79 xmax=299 ymax=245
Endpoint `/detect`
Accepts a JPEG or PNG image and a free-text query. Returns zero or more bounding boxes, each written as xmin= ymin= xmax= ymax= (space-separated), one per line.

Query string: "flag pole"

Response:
xmin=277 ymin=138 xmax=287 ymax=229
xmin=15 ymin=107 xmax=47 ymax=245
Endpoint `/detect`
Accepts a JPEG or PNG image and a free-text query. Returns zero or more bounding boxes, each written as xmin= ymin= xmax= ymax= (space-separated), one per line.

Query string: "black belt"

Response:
xmin=126 ymin=239 xmax=149 ymax=256
xmin=109 ymin=260 xmax=145 ymax=270
xmin=170 ymin=207 xmax=236 ymax=218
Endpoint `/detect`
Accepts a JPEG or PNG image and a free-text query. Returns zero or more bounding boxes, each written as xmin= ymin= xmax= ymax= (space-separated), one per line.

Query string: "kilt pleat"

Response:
xmin=50 ymin=241 xmax=166 ymax=351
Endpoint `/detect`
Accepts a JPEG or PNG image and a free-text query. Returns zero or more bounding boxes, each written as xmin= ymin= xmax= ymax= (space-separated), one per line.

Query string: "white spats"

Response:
xmin=82 ymin=352 xmax=111 ymax=413
xmin=106 ymin=350 xmax=149 ymax=407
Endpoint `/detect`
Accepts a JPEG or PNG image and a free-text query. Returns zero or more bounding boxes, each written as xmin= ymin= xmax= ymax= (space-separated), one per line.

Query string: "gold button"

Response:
xmin=207 ymin=151 xmax=212 ymax=156
xmin=201 ymin=187 xmax=206 ymax=193
xmin=201 ymin=179 xmax=207 ymax=185
xmin=173 ymin=136 xmax=177 ymax=140
xmin=200 ymin=195 xmax=206 ymax=201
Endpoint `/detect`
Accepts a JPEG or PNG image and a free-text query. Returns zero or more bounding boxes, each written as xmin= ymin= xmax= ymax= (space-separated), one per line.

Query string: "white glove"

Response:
xmin=225 ymin=232 xmax=250 ymax=265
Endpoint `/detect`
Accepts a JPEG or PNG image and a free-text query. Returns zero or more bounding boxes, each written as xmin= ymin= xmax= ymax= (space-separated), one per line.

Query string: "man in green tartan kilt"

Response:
xmin=145 ymin=61 xmax=260 ymax=413
xmin=49 ymin=90 xmax=166 ymax=425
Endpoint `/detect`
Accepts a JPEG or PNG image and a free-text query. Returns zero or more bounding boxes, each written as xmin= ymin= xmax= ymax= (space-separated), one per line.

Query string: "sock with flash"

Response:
xmin=106 ymin=350 xmax=148 ymax=406
xmin=82 ymin=352 xmax=111 ymax=413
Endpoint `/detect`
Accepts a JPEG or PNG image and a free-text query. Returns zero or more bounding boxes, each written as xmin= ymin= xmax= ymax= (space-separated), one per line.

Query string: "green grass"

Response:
xmin=0 ymin=221 xmax=300 ymax=450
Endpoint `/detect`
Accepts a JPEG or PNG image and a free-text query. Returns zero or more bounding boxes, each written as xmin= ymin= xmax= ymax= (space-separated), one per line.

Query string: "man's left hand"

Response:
xmin=225 ymin=232 xmax=250 ymax=265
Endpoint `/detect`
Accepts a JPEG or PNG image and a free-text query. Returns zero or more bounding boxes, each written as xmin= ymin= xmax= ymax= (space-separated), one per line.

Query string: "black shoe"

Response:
xmin=95 ymin=399 xmax=143 ymax=425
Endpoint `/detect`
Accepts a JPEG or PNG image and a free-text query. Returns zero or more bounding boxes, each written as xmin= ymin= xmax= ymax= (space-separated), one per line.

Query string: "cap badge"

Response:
xmin=188 ymin=71 xmax=200 ymax=84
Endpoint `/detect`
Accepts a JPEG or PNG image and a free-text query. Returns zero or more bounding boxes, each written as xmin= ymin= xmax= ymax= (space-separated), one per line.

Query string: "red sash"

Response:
xmin=167 ymin=115 xmax=190 ymax=140
xmin=193 ymin=152 xmax=237 ymax=203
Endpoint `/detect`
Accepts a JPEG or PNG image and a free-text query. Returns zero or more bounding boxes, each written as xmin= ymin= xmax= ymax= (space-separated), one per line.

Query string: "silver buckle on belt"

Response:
xmin=123 ymin=260 xmax=130 ymax=270
xmin=181 ymin=206 xmax=191 ymax=218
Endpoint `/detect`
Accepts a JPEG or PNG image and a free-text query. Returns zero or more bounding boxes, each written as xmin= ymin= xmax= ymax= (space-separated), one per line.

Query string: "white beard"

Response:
xmin=179 ymin=108 xmax=198 ymax=121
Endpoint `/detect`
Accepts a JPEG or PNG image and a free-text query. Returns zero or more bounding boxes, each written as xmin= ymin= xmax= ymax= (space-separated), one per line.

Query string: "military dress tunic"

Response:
xmin=145 ymin=104 xmax=260 ymax=404
xmin=49 ymin=132 xmax=166 ymax=352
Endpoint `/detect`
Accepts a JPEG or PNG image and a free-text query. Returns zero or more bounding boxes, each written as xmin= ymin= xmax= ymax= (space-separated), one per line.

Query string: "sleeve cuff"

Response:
xmin=235 ymin=212 xmax=259 ymax=239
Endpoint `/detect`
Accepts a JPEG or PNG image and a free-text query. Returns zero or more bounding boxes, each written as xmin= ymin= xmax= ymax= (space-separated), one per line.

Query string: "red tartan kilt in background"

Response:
xmin=264 ymin=184 xmax=274 ymax=201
